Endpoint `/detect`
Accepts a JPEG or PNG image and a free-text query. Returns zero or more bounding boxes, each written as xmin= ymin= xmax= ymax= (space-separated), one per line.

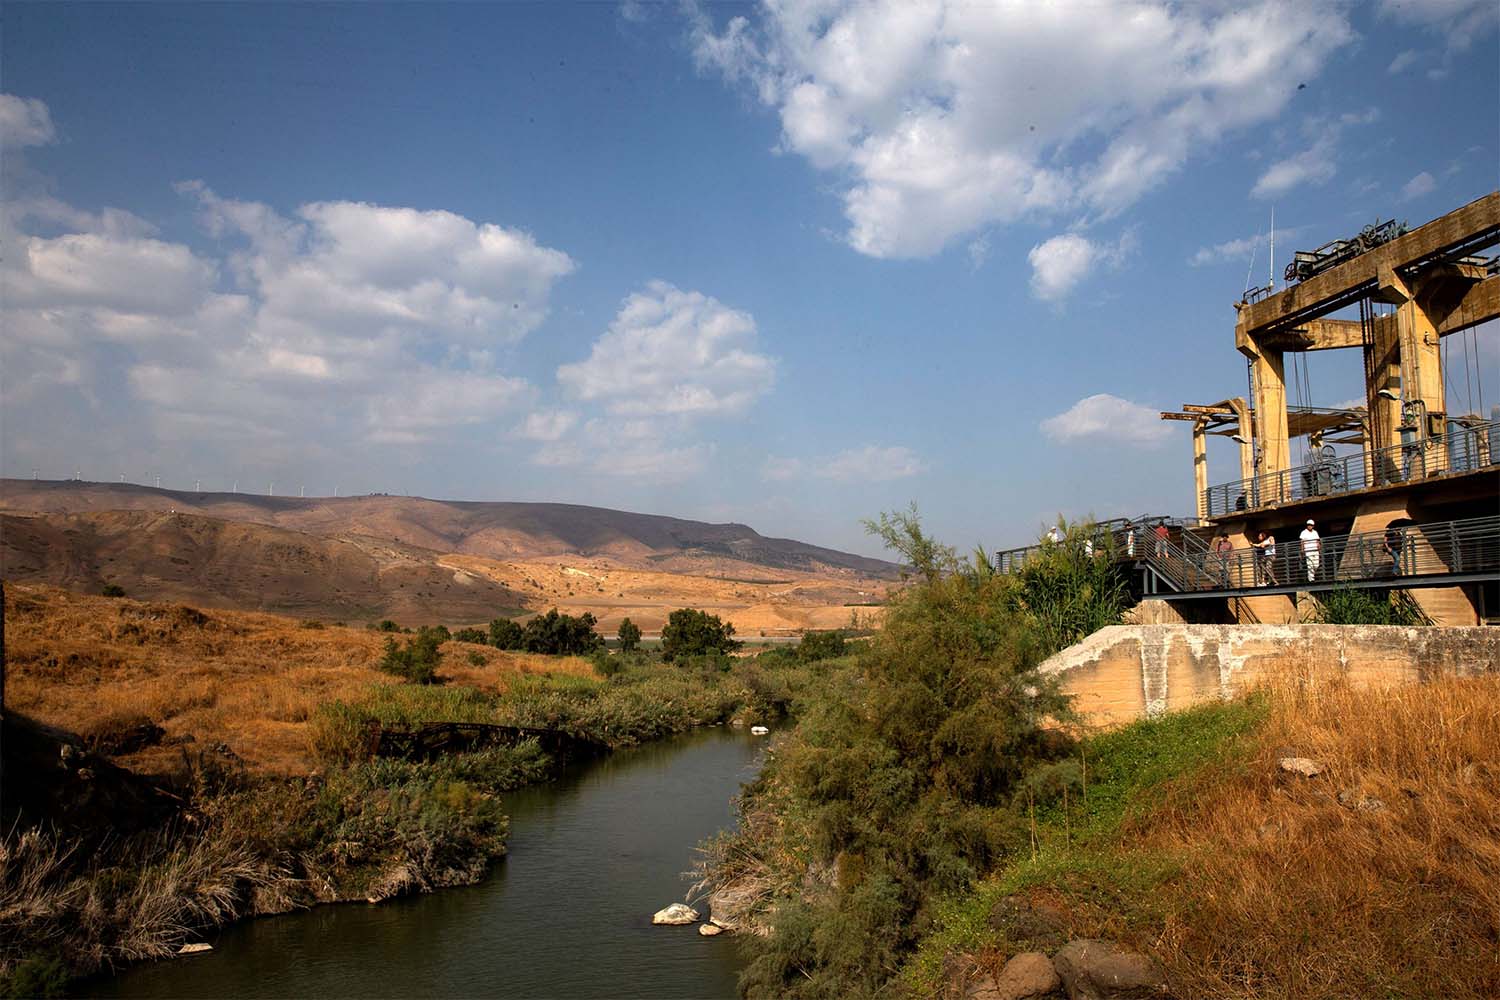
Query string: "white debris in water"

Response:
xmin=750 ymin=725 xmax=770 ymax=735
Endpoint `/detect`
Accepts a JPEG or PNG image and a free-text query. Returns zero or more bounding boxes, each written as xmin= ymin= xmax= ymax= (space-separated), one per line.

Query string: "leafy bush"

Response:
xmin=714 ymin=509 xmax=1079 ymax=999
xmin=100 ymin=584 xmax=126 ymax=598
xmin=616 ymin=617 xmax=641 ymax=653
xmin=1009 ymin=519 xmax=1130 ymax=655
xmin=452 ymin=627 xmax=488 ymax=645
xmin=521 ymin=608 xmax=603 ymax=655
xmin=372 ymin=619 xmax=401 ymax=633
xmin=661 ymin=608 xmax=741 ymax=661
xmin=1310 ymin=586 xmax=1432 ymax=626
xmin=489 ymin=617 xmax=524 ymax=650
xmin=796 ymin=629 xmax=847 ymax=662
xmin=377 ymin=630 xmax=443 ymax=685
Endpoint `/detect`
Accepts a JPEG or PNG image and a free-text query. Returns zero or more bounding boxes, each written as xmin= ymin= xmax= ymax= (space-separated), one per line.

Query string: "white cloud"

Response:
xmin=1401 ymin=171 xmax=1437 ymax=200
xmin=761 ymin=445 xmax=924 ymax=483
xmin=1251 ymin=138 xmax=1337 ymax=199
xmin=1041 ymin=393 xmax=1171 ymax=446
xmin=0 ymin=94 xmax=56 ymax=147
xmin=693 ymin=1 xmax=1353 ymax=258
xmin=557 ymin=280 xmax=775 ymax=417
xmin=1190 ymin=233 xmax=1260 ymax=267
xmin=1387 ymin=49 xmax=1420 ymax=74
xmin=514 ymin=409 xmax=579 ymax=441
xmin=1027 ymin=231 xmax=1133 ymax=301
xmin=1378 ymin=0 xmax=1498 ymax=50
xmin=1 ymin=104 xmax=573 ymax=463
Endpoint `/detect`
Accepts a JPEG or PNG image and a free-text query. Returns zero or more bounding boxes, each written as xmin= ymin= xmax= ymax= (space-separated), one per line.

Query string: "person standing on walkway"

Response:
xmin=1213 ymin=534 xmax=1233 ymax=586
xmin=1122 ymin=520 xmax=1136 ymax=558
xmin=1254 ymin=531 xmax=1278 ymax=586
xmin=1153 ymin=520 xmax=1170 ymax=558
xmin=1300 ymin=519 xmax=1322 ymax=582
xmin=1383 ymin=524 xmax=1403 ymax=576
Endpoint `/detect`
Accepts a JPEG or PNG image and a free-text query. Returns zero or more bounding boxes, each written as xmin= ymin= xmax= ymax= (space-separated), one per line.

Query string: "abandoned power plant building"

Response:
xmin=1149 ymin=192 xmax=1499 ymax=626
xmin=995 ymin=193 xmax=1499 ymax=627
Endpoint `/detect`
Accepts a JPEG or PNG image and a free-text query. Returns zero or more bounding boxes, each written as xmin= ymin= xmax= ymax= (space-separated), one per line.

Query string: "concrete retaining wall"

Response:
xmin=1040 ymin=624 xmax=1500 ymax=727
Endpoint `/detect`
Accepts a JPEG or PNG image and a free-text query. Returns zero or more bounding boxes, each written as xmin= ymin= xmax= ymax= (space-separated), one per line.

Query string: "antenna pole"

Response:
xmin=1269 ymin=206 xmax=1275 ymax=290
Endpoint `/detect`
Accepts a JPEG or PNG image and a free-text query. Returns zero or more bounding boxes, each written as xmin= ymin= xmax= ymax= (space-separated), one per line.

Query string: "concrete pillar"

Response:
xmin=1227 ymin=397 xmax=1255 ymax=482
xmin=1250 ymin=342 xmax=1290 ymax=501
xmin=1193 ymin=419 xmax=1208 ymax=520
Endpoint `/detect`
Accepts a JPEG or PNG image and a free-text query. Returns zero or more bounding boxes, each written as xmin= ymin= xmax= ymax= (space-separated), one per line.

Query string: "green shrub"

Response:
xmin=796 ymin=629 xmax=847 ymax=662
xmin=661 ymin=608 xmax=741 ymax=661
xmin=466 ymin=650 xmax=486 ymax=666
xmin=1310 ymin=586 xmax=1431 ymax=626
xmin=377 ymin=631 xmax=442 ymax=685
xmin=371 ymin=619 xmax=401 ymax=632
xmin=521 ymin=609 xmax=603 ymax=655
xmin=489 ymin=617 xmax=525 ymax=650
xmin=616 ymin=617 xmax=641 ymax=653
xmin=452 ymin=627 xmax=488 ymax=644
xmin=100 ymin=584 xmax=126 ymax=598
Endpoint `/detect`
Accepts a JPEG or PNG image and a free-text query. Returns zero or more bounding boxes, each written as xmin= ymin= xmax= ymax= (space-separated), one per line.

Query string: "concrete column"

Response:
xmin=1193 ymin=419 xmax=1208 ymax=520
xmin=1250 ymin=342 xmax=1290 ymax=501
xmin=1227 ymin=397 xmax=1255 ymax=482
xmin=1396 ymin=295 xmax=1448 ymax=476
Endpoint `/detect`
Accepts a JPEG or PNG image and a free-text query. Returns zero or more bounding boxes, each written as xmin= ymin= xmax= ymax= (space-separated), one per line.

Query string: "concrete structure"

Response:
xmin=1157 ymin=193 xmax=1500 ymax=625
xmin=1041 ymin=623 xmax=1500 ymax=728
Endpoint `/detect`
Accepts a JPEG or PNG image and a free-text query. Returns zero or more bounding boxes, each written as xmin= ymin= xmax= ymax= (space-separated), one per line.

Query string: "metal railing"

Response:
xmin=1203 ymin=419 xmax=1498 ymax=518
xmin=991 ymin=514 xmax=1500 ymax=597
xmin=1165 ymin=515 xmax=1500 ymax=594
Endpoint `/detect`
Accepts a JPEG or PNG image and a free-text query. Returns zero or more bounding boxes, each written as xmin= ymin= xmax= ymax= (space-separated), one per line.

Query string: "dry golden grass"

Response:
xmin=1143 ymin=669 xmax=1500 ymax=1000
xmin=3 ymin=583 xmax=595 ymax=776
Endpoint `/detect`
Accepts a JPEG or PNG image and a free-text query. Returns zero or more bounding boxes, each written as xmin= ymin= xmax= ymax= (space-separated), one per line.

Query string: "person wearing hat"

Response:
xmin=1299 ymin=519 xmax=1322 ymax=582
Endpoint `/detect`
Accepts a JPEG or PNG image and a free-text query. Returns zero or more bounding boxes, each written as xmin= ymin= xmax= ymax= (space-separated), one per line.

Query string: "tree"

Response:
xmin=661 ymin=608 xmax=741 ymax=661
xmin=796 ymin=629 xmax=846 ymax=662
xmin=489 ymin=617 xmax=525 ymax=650
xmin=521 ymin=608 xmax=604 ymax=655
xmin=861 ymin=503 xmax=957 ymax=582
xmin=452 ymin=627 xmax=488 ymax=644
xmin=617 ymin=617 xmax=642 ymax=653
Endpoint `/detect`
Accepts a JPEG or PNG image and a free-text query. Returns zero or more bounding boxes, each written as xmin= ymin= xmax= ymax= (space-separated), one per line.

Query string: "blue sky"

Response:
xmin=3 ymin=1 xmax=1496 ymax=557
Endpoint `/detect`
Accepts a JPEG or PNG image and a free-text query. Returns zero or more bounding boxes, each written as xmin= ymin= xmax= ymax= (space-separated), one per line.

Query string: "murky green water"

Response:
xmin=95 ymin=727 xmax=762 ymax=999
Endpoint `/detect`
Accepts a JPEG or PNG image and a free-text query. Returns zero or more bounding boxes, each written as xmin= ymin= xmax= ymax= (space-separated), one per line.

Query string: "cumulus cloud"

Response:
xmin=0 ymin=94 xmax=56 ymax=147
xmin=1401 ymin=171 xmax=1437 ymax=200
xmin=1387 ymin=49 xmax=1420 ymax=74
xmin=1 ymin=101 xmax=577 ymax=471
xmin=1027 ymin=231 xmax=1133 ymax=301
xmin=1250 ymin=109 xmax=1379 ymax=200
xmin=692 ymin=1 xmax=1353 ymax=258
xmin=761 ymin=445 xmax=924 ymax=483
xmin=557 ymin=280 xmax=775 ymax=417
xmin=1041 ymin=394 xmax=1171 ymax=446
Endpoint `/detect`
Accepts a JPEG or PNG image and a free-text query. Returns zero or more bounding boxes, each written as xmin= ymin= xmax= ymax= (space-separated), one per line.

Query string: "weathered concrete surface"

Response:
xmin=1041 ymin=624 xmax=1500 ymax=727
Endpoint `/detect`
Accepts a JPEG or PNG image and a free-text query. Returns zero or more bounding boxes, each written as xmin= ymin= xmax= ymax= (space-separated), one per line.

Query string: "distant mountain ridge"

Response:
xmin=0 ymin=480 xmax=899 ymax=579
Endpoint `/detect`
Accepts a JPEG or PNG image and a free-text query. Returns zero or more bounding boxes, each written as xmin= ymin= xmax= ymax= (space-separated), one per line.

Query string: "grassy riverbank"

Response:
xmin=692 ymin=516 xmax=1499 ymax=1000
xmin=0 ymin=584 xmax=834 ymax=996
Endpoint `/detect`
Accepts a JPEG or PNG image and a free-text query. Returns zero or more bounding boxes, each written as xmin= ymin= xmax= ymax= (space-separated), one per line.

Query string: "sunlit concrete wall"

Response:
xmin=1040 ymin=624 xmax=1500 ymax=727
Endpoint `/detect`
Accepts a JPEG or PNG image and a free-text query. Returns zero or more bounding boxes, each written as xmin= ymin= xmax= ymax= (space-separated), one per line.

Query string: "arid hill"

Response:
xmin=0 ymin=479 xmax=897 ymax=578
xmin=0 ymin=481 xmax=894 ymax=628
xmin=0 ymin=509 xmax=527 ymax=623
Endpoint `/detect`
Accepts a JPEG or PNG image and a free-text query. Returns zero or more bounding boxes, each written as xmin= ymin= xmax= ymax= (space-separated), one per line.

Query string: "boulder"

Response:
xmin=1278 ymin=757 xmax=1325 ymax=778
xmin=698 ymin=922 xmax=723 ymax=936
xmin=993 ymin=952 xmax=1061 ymax=999
xmin=1052 ymin=939 xmax=1168 ymax=1000
xmin=652 ymin=902 xmax=700 ymax=925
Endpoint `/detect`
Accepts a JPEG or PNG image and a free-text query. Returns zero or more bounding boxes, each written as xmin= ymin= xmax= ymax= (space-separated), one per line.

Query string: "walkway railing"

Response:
xmin=992 ymin=514 xmax=1500 ymax=597
xmin=1170 ymin=515 xmax=1500 ymax=594
xmin=1202 ymin=419 xmax=1498 ymax=518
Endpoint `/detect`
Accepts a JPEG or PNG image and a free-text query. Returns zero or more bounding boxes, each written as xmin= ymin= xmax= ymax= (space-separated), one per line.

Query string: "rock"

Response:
xmin=750 ymin=725 xmax=770 ymax=735
xmin=1278 ymin=757 xmax=1325 ymax=778
xmin=1052 ymin=939 xmax=1168 ymax=1000
xmin=707 ymin=884 xmax=755 ymax=932
xmin=177 ymin=943 xmax=213 ymax=955
xmin=992 ymin=952 xmax=1061 ymax=999
xmin=941 ymin=952 xmax=981 ymax=999
xmin=652 ymin=903 xmax=700 ymax=925
xmin=1336 ymin=788 xmax=1385 ymax=812
xmin=729 ymin=718 xmax=746 ymax=728
xmin=698 ymin=922 xmax=723 ymax=936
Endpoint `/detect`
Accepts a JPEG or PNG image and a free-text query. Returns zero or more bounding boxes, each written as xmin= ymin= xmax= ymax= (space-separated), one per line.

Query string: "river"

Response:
xmin=95 ymin=727 xmax=762 ymax=999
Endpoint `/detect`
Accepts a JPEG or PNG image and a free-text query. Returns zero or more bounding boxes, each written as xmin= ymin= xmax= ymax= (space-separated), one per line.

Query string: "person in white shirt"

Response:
xmin=1046 ymin=525 xmax=1062 ymax=544
xmin=1299 ymin=519 xmax=1322 ymax=582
